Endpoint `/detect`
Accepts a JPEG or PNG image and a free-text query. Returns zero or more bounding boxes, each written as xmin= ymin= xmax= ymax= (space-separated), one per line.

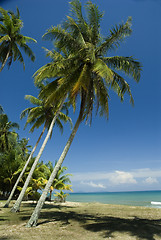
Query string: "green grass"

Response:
xmin=0 ymin=200 xmax=161 ymax=240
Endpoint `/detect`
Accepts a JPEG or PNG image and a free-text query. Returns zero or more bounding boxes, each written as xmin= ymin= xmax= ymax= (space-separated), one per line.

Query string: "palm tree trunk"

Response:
xmin=26 ymin=94 xmax=86 ymax=227
xmin=10 ymin=98 xmax=66 ymax=212
xmin=49 ymin=190 xmax=52 ymax=201
xmin=3 ymin=124 xmax=47 ymax=208
xmin=0 ymin=48 xmax=10 ymax=73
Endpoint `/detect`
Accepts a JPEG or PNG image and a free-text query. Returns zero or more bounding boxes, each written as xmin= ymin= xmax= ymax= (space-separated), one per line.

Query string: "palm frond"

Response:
xmin=29 ymin=117 xmax=46 ymax=133
xmin=93 ymin=58 xmax=113 ymax=84
xmin=103 ymin=56 xmax=142 ymax=82
xmin=19 ymin=42 xmax=35 ymax=62
xmin=94 ymin=76 xmax=109 ymax=119
xmin=25 ymin=95 xmax=42 ymax=106
xmin=111 ymin=70 xmax=134 ymax=105
xmin=0 ymin=7 xmax=10 ymax=25
xmin=23 ymin=36 xmax=37 ymax=43
xmin=0 ymin=35 xmax=11 ymax=43
xmin=72 ymin=64 xmax=89 ymax=96
xmin=58 ymin=112 xmax=73 ymax=129
xmin=69 ymin=0 xmax=84 ymax=24
xmin=10 ymin=122 xmax=19 ymax=130
xmin=63 ymin=16 xmax=86 ymax=48
xmin=12 ymin=42 xmax=24 ymax=68
xmin=85 ymin=1 xmax=103 ymax=45
xmin=43 ymin=25 xmax=80 ymax=53
xmin=55 ymin=118 xmax=63 ymax=134
xmin=96 ymin=17 xmax=132 ymax=55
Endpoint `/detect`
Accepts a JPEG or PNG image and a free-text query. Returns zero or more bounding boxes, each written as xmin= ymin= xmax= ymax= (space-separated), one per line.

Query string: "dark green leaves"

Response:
xmin=0 ymin=7 xmax=36 ymax=72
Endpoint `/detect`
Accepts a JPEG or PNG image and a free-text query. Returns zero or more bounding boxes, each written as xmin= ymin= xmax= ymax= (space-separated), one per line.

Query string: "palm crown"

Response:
xmin=0 ymin=7 xmax=36 ymax=72
xmin=21 ymin=93 xmax=72 ymax=135
xmin=0 ymin=114 xmax=19 ymax=152
xmin=34 ymin=0 xmax=141 ymax=124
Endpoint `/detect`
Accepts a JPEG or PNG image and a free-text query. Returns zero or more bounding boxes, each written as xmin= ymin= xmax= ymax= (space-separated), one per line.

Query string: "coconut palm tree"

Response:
xmin=54 ymin=190 xmax=69 ymax=203
xmin=45 ymin=161 xmax=72 ymax=201
xmin=5 ymin=93 xmax=72 ymax=208
xmin=0 ymin=113 xmax=19 ymax=152
xmin=26 ymin=0 xmax=141 ymax=227
xmin=0 ymin=7 xmax=36 ymax=72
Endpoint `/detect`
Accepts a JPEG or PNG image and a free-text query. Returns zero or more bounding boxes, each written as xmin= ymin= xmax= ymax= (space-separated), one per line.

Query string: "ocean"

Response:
xmin=66 ymin=191 xmax=161 ymax=208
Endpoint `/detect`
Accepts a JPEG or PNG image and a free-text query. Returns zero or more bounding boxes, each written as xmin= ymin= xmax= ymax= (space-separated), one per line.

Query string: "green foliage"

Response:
xmin=0 ymin=109 xmax=32 ymax=198
xmin=21 ymin=88 xmax=72 ymax=135
xmin=0 ymin=7 xmax=36 ymax=72
xmin=45 ymin=161 xmax=73 ymax=201
xmin=0 ymin=113 xmax=19 ymax=152
xmin=54 ymin=190 xmax=69 ymax=203
xmin=34 ymin=0 xmax=142 ymax=126
xmin=0 ymin=108 xmax=73 ymax=200
xmin=0 ymin=141 xmax=31 ymax=198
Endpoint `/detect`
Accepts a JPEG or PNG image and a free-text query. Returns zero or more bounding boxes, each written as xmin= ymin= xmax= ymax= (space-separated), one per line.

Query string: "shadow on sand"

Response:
xmin=2 ymin=202 xmax=161 ymax=240
xmin=34 ymin=204 xmax=161 ymax=240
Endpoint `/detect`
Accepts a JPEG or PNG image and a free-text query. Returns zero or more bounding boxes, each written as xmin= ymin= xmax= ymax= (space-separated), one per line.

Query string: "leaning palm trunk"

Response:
xmin=11 ymin=99 xmax=65 ymax=212
xmin=3 ymin=124 xmax=46 ymax=208
xmin=26 ymin=96 xmax=85 ymax=227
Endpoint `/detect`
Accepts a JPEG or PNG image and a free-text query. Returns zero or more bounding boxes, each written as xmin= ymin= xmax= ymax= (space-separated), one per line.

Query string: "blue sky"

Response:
xmin=0 ymin=0 xmax=161 ymax=192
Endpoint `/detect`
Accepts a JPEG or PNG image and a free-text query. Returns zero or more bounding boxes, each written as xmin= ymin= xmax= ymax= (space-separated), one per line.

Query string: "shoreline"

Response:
xmin=21 ymin=199 xmax=161 ymax=209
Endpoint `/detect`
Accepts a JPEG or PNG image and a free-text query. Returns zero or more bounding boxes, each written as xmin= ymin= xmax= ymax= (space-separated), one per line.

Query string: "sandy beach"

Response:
xmin=1 ymin=200 xmax=161 ymax=240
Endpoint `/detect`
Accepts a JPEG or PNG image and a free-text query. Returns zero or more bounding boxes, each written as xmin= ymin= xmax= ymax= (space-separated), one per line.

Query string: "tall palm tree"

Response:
xmin=5 ymin=93 xmax=72 ymax=208
xmin=0 ymin=113 xmax=19 ymax=152
xmin=0 ymin=7 xmax=36 ymax=72
xmin=26 ymin=0 xmax=141 ymax=227
xmin=11 ymin=98 xmax=67 ymax=213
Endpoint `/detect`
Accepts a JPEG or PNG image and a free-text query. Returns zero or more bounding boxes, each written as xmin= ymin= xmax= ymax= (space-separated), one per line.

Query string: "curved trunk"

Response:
xmin=26 ymin=94 xmax=86 ymax=227
xmin=11 ymin=98 xmax=65 ymax=212
xmin=0 ymin=48 xmax=10 ymax=73
xmin=3 ymin=124 xmax=46 ymax=208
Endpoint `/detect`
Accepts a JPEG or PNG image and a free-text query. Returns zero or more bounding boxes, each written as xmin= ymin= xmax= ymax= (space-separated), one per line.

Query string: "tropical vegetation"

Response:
xmin=26 ymin=0 xmax=141 ymax=227
xmin=5 ymin=89 xmax=72 ymax=208
xmin=10 ymin=90 xmax=72 ymax=212
xmin=0 ymin=0 xmax=142 ymax=230
xmin=0 ymin=7 xmax=36 ymax=72
xmin=0 ymin=108 xmax=72 ymax=203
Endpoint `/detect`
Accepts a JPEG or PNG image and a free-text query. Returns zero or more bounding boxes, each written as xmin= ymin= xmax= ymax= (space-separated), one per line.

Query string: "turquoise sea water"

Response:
xmin=66 ymin=191 xmax=161 ymax=208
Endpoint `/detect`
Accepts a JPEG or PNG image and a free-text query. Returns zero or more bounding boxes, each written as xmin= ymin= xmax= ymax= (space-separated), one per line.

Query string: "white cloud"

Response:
xmin=131 ymin=168 xmax=161 ymax=178
xmin=71 ymin=168 xmax=161 ymax=182
xmin=109 ymin=171 xmax=137 ymax=185
xmin=81 ymin=181 xmax=106 ymax=189
xmin=72 ymin=170 xmax=137 ymax=185
xmin=143 ymin=177 xmax=158 ymax=184
xmin=71 ymin=172 xmax=110 ymax=181
xmin=71 ymin=168 xmax=161 ymax=191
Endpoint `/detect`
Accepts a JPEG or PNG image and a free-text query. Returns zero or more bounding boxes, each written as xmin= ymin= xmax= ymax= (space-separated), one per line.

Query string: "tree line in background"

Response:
xmin=0 ymin=106 xmax=72 ymax=202
xmin=0 ymin=0 xmax=142 ymax=227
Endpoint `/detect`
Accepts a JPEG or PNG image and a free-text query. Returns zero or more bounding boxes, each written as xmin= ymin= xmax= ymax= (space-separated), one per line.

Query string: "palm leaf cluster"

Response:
xmin=34 ymin=0 xmax=141 ymax=125
xmin=0 ymin=7 xmax=36 ymax=71
xmin=0 ymin=113 xmax=19 ymax=152
xmin=21 ymin=92 xmax=72 ymax=135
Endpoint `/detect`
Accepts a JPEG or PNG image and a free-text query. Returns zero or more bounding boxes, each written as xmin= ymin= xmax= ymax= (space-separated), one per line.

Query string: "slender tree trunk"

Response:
xmin=0 ymin=48 xmax=10 ymax=73
xmin=3 ymin=124 xmax=46 ymax=208
xmin=11 ymin=99 xmax=65 ymax=212
xmin=26 ymin=94 xmax=85 ymax=227
xmin=49 ymin=190 xmax=52 ymax=201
